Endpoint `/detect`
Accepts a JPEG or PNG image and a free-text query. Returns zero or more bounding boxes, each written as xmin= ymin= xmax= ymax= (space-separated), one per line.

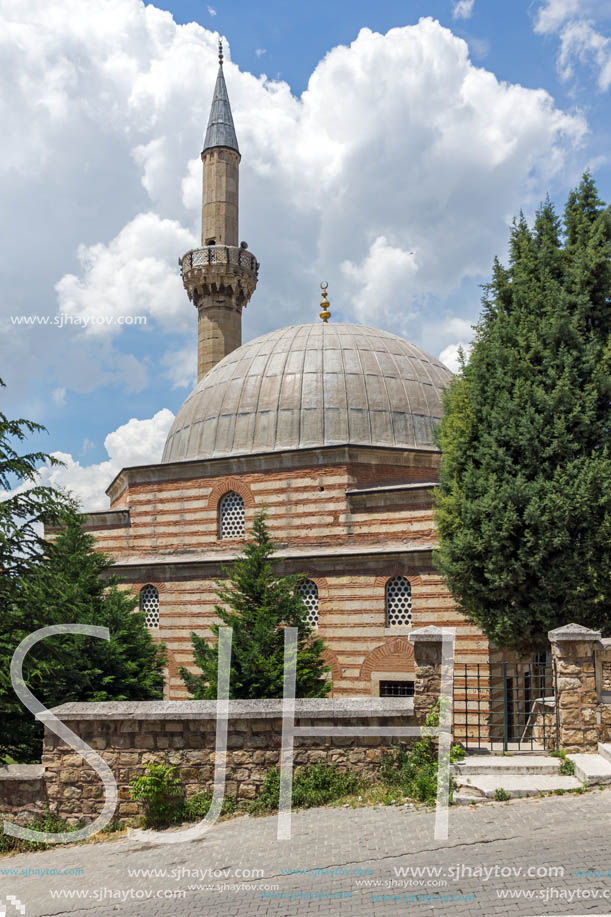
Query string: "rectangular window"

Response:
xmin=379 ymin=680 xmax=414 ymax=698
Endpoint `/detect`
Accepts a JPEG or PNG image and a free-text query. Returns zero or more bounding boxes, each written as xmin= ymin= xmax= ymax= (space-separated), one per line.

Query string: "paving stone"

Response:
xmin=2 ymin=789 xmax=611 ymax=916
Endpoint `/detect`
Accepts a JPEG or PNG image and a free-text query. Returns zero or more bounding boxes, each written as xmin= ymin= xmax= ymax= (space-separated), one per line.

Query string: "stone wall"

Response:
xmin=0 ymin=766 xmax=47 ymax=825
xmin=549 ymin=624 xmax=611 ymax=752
xmin=40 ymin=699 xmax=415 ymax=825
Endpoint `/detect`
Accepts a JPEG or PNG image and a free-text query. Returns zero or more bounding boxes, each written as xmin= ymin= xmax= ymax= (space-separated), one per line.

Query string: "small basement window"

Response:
xmin=379 ymin=680 xmax=414 ymax=698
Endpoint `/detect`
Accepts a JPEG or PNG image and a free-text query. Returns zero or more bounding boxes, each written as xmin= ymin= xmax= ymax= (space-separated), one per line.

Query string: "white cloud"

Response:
xmin=534 ymin=0 xmax=611 ymax=90
xmin=255 ymin=48 xmax=267 ymax=57
xmin=162 ymin=342 xmax=197 ymax=389
xmin=558 ymin=20 xmax=611 ymax=90
xmin=52 ymin=387 xmax=67 ymax=406
xmin=439 ymin=342 xmax=472 ymax=373
xmin=56 ymin=213 xmax=197 ymax=336
xmin=207 ymin=5 xmax=216 ymax=16
xmin=453 ymin=0 xmax=475 ymax=20
xmin=33 ymin=409 xmax=175 ymax=511
xmin=340 ymin=236 xmax=419 ymax=327
xmin=535 ymin=0 xmax=583 ymax=33
xmin=0 ymin=5 xmax=588 ymax=410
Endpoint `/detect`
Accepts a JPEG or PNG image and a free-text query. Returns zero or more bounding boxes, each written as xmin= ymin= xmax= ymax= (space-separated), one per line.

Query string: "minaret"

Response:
xmin=180 ymin=41 xmax=259 ymax=381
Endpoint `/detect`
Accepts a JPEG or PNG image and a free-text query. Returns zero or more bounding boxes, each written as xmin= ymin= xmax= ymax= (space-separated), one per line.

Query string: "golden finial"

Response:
xmin=319 ymin=282 xmax=331 ymax=323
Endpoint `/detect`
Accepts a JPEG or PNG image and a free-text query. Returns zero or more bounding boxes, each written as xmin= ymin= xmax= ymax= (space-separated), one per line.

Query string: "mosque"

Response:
xmin=86 ymin=44 xmax=490 ymax=701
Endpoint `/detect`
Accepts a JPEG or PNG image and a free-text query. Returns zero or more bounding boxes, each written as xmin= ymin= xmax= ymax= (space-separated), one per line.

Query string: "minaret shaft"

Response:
xmin=201 ymin=148 xmax=240 ymax=248
xmin=180 ymin=43 xmax=258 ymax=382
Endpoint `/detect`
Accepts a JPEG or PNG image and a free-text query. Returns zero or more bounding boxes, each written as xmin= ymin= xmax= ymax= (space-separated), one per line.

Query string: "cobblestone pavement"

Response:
xmin=2 ymin=789 xmax=611 ymax=916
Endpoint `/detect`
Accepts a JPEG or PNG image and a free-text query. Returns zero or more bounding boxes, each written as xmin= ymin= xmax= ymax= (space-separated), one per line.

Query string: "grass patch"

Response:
xmin=0 ymin=811 xmax=84 ymax=855
xmin=379 ymin=704 xmax=464 ymax=805
xmin=494 ymin=787 xmax=511 ymax=802
xmin=248 ymin=763 xmax=364 ymax=815
xmin=183 ymin=792 xmax=240 ymax=821
xmin=550 ymin=748 xmax=575 ymax=776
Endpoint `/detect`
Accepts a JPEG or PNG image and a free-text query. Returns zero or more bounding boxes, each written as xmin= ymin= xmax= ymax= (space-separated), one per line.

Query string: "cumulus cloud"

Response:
xmin=535 ymin=0 xmax=611 ymax=90
xmin=453 ymin=0 xmax=475 ymax=20
xmin=439 ymin=342 xmax=472 ymax=373
xmin=340 ymin=236 xmax=418 ymax=328
xmin=56 ymin=213 xmax=197 ymax=336
xmin=1 ymin=4 xmax=588 ymax=413
xmin=32 ymin=409 xmax=175 ymax=511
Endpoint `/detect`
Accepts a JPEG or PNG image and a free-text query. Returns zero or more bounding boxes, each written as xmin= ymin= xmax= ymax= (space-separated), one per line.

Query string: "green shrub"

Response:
xmin=129 ymin=764 xmax=184 ymax=828
xmin=249 ymin=763 xmax=363 ymax=814
xmin=0 ymin=811 xmax=83 ymax=854
xmin=183 ymin=792 xmax=239 ymax=820
xmin=494 ymin=787 xmax=511 ymax=802
xmin=550 ymin=748 xmax=575 ymax=776
xmin=379 ymin=705 xmax=463 ymax=805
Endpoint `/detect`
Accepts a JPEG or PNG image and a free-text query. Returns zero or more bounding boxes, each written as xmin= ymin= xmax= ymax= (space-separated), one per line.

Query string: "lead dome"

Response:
xmin=162 ymin=322 xmax=452 ymax=463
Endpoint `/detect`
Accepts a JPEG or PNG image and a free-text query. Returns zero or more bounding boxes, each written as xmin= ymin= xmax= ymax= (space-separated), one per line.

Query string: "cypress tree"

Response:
xmin=0 ymin=512 xmax=166 ymax=761
xmin=180 ymin=512 xmax=330 ymax=699
xmin=435 ymin=174 xmax=611 ymax=653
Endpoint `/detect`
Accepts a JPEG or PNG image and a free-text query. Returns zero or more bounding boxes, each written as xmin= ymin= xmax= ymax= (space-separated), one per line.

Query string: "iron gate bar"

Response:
xmin=452 ymin=658 xmax=557 ymax=753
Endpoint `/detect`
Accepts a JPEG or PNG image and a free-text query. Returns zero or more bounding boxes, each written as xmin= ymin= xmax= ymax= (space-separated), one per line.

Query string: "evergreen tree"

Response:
xmin=0 ymin=380 xmax=71 ymax=588
xmin=0 ymin=512 xmax=166 ymax=761
xmin=180 ymin=513 xmax=330 ymax=699
xmin=435 ymin=173 xmax=611 ymax=653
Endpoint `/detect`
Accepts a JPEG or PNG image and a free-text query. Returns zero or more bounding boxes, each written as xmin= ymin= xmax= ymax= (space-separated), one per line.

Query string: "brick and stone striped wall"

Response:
xmin=77 ymin=446 xmax=489 ymax=700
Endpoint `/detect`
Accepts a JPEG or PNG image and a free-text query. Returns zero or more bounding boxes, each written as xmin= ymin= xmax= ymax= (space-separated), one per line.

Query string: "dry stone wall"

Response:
xmin=39 ymin=700 xmax=416 ymax=825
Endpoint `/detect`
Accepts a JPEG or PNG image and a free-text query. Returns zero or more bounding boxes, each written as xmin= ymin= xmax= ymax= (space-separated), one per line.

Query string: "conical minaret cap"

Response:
xmin=202 ymin=41 xmax=239 ymax=154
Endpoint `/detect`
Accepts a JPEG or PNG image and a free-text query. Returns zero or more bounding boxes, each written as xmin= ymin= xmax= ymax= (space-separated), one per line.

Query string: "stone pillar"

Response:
xmin=409 ymin=626 xmax=444 ymax=725
xmin=549 ymin=623 xmax=601 ymax=752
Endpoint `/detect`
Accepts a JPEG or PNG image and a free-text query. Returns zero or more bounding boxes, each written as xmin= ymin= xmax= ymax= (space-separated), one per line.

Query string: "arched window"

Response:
xmin=219 ymin=490 xmax=245 ymax=539
xmin=140 ymin=584 xmax=159 ymax=628
xmin=296 ymin=579 xmax=319 ymax=628
xmin=385 ymin=576 xmax=412 ymax=628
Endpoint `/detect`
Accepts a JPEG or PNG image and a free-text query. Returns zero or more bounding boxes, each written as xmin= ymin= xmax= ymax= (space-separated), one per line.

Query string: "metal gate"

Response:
xmin=453 ymin=657 xmax=557 ymax=752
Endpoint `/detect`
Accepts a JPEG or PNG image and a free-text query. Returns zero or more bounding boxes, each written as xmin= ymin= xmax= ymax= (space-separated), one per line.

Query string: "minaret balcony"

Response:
xmin=180 ymin=245 xmax=259 ymax=309
xmin=180 ymin=245 xmax=258 ymax=277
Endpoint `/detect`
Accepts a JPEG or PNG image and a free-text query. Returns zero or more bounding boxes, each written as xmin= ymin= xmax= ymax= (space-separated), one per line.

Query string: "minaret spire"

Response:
xmin=179 ymin=42 xmax=259 ymax=381
xmin=202 ymin=42 xmax=239 ymax=158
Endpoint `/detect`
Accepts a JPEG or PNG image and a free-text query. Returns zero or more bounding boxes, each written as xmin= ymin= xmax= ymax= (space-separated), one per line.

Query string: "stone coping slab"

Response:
xmin=409 ymin=625 xmax=456 ymax=643
xmin=548 ymin=623 xmax=602 ymax=642
xmin=0 ymin=765 xmax=45 ymax=781
xmin=46 ymin=698 xmax=415 ymax=722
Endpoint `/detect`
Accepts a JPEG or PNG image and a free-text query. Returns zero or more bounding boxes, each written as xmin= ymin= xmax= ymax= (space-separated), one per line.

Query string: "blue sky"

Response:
xmin=1 ymin=0 xmax=610 ymax=507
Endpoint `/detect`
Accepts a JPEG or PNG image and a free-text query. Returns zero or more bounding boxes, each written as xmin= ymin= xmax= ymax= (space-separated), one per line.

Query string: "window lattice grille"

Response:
xmin=385 ymin=576 xmax=412 ymax=627
xmin=140 ymin=585 xmax=159 ymax=629
xmin=219 ymin=491 xmax=245 ymax=539
xmin=296 ymin=579 xmax=319 ymax=628
xmin=379 ymin=680 xmax=414 ymax=698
